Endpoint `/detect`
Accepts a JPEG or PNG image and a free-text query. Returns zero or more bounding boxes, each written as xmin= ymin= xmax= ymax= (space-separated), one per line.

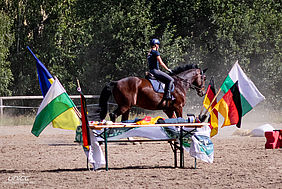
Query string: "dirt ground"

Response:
xmin=0 ymin=123 xmax=281 ymax=189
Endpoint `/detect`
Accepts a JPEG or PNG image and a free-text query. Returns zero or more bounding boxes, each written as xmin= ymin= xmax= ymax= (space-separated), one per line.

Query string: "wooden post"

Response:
xmin=0 ymin=97 xmax=3 ymax=117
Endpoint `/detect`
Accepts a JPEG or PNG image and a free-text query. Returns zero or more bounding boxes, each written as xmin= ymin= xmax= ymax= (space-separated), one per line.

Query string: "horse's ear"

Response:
xmin=203 ymin=68 xmax=208 ymax=73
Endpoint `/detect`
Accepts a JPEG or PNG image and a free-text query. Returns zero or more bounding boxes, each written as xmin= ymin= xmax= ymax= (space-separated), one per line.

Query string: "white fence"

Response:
xmin=0 ymin=95 xmax=99 ymax=117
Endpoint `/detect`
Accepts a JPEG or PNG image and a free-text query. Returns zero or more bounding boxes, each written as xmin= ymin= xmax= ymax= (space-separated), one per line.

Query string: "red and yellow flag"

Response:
xmin=136 ymin=116 xmax=163 ymax=125
xmin=203 ymin=78 xmax=218 ymax=137
xmin=214 ymin=81 xmax=242 ymax=128
xmin=80 ymin=92 xmax=91 ymax=149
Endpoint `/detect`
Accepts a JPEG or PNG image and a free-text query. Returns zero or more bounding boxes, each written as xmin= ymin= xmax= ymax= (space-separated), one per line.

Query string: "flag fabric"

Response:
xmin=80 ymin=91 xmax=91 ymax=149
xmin=135 ymin=116 xmax=163 ymax=125
xmin=27 ymin=46 xmax=54 ymax=96
xmin=31 ymin=77 xmax=80 ymax=136
xmin=203 ymin=78 xmax=218 ymax=137
xmin=214 ymin=81 xmax=242 ymax=128
xmin=220 ymin=61 xmax=265 ymax=115
xmin=28 ymin=46 xmax=80 ymax=135
xmin=203 ymin=78 xmax=216 ymax=111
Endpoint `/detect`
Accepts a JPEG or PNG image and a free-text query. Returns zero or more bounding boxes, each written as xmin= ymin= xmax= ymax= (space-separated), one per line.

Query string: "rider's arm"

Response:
xmin=156 ymin=56 xmax=170 ymax=71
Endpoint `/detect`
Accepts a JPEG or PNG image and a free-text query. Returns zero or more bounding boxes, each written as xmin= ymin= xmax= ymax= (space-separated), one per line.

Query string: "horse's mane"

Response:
xmin=170 ymin=64 xmax=198 ymax=75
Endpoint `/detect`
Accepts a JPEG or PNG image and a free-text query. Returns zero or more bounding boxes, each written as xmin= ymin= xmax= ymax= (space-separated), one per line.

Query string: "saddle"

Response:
xmin=145 ymin=72 xmax=175 ymax=94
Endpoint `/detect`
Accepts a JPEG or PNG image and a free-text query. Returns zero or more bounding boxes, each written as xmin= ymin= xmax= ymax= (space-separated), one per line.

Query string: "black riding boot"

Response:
xmin=164 ymin=82 xmax=172 ymax=100
xmin=164 ymin=90 xmax=172 ymax=100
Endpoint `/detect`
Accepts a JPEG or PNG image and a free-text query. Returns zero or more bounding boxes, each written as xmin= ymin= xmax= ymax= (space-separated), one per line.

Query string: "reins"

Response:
xmin=172 ymin=72 xmax=204 ymax=91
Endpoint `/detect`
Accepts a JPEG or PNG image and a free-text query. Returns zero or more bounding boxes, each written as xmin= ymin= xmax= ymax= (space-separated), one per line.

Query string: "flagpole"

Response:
xmin=199 ymin=76 xmax=214 ymax=116
xmin=74 ymin=106 xmax=82 ymax=119
xmin=199 ymin=88 xmax=222 ymax=121
xmin=73 ymin=79 xmax=83 ymax=119
xmin=204 ymin=88 xmax=221 ymax=115
xmin=199 ymin=105 xmax=205 ymax=116
xmin=71 ymin=78 xmax=82 ymax=119
xmin=27 ymin=46 xmax=37 ymax=60
xmin=77 ymin=78 xmax=81 ymax=93
xmin=200 ymin=60 xmax=238 ymax=116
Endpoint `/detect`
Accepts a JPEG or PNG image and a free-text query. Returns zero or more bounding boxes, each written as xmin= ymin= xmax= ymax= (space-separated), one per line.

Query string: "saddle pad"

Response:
xmin=148 ymin=79 xmax=175 ymax=93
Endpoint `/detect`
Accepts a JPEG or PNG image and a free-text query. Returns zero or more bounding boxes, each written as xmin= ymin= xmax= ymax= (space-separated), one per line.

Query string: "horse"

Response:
xmin=99 ymin=64 xmax=207 ymax=122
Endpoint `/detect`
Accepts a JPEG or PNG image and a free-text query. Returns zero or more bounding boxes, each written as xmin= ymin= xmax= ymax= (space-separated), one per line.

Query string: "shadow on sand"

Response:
xmin=0 ymin=165 xmax=196 ymax=174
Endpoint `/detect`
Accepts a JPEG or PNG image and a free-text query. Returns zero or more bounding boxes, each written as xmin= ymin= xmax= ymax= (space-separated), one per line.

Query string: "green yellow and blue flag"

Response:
xmin=27 ymin=46 xmax=54 ymax=96
xmin=27 ymin=46 xmax=80 ymax=136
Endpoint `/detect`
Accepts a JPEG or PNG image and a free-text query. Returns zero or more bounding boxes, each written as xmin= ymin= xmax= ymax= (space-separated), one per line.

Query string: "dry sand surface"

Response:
xmin=0 ymin=123 xmax=281 ymax=189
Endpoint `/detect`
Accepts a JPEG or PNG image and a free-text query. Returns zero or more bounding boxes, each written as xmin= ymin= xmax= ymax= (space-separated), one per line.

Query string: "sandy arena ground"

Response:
xmin=0 ymin=122 xmax=281 ymax=189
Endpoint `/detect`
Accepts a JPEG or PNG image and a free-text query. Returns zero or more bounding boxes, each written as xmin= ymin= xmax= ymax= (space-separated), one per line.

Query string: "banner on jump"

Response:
xmin=77 ymin=125 xmax=214 ymax=170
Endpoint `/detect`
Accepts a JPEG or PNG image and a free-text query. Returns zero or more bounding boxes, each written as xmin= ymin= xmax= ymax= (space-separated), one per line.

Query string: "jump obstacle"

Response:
xmin=84 ymin=122 xmax=210 ymax=171
xmin=265 ymin=130 xmax=282 ymax=149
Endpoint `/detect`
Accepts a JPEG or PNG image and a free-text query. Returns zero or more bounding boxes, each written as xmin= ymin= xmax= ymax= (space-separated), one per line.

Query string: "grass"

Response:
xmin=0 ymin=114 xmax=35 ymax=126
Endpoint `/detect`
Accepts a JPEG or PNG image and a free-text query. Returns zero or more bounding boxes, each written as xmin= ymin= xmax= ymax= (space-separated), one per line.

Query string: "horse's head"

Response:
xmin=171 ymin=64 xmax=207 ymax=97
xmin=191 ymin=68 xmax=207 ymax=97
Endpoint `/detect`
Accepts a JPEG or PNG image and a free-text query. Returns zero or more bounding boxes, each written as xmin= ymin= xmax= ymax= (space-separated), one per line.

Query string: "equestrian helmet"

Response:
xmin=150 ymin=38 xmax=160 ymax=46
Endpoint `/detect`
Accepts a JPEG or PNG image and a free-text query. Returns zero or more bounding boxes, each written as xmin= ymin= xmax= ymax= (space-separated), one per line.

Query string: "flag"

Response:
xmin=203 ymin=78 xmax=218 ymax=137
xmin=79 ymin=90 xmax=91 ymax=149
xmin=214 ymin=81 xmax=242 ymax=128
xmin=221 ymin=61 xmax=265 ymax=115
xmin=136 ymin=116 xmax=163 ymax=125
xmin=27 ymin=46 xmax=54 ymax=96
xmin=28 ymin=46 xmax=80 ymax=134
xmin=32 ymin=77 xmax=80 ymax=136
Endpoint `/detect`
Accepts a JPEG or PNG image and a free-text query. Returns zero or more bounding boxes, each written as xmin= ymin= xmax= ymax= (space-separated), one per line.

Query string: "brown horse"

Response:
xmin=99 ymin=64 xmax=207 ymax=122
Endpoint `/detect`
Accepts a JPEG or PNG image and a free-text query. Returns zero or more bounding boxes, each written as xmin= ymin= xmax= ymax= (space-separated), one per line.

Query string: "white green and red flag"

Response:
xmin=220 ymin=61 xmax=265 ymax=116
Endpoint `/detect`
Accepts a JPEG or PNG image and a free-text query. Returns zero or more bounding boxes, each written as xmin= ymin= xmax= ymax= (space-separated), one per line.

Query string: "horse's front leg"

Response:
xmin=174 ymin=107 xmax=183 ymax=118
xmin=163 ymin=109 xmax=176 ymax=118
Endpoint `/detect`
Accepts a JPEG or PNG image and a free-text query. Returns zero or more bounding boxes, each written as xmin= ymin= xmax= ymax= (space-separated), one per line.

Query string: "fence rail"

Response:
xmin=0 ymin=95 xmax=99 ymax=117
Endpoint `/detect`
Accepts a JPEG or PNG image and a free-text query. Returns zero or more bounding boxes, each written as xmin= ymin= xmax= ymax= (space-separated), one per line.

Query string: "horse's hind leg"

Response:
xmin=121 ymin=109 xmax=139 ymax=144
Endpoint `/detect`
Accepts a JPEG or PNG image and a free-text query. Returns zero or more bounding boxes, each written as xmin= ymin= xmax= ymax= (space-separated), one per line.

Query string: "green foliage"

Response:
xmin=0 ymin=0 xmax=280 ymax=108
xmin=212 ymin=0 xmax=282 ymax=107
xmin=75 ymin=0 xmax=157 ymax=93
xmin=159 ymin=25 xmax=185 ymax=68
xmin=0 ymin=10 xmax=14 ymax=96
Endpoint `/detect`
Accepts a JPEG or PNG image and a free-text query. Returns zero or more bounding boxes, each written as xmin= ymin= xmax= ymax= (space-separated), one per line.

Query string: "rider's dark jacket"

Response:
xmin=147 ymin=49 xmax=174 ymax=92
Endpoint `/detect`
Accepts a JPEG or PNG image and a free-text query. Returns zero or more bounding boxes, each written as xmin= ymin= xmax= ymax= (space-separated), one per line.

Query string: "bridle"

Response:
xmin=191 ymin=70 xmax=205 ymax=93
xmin=173 ymin=69 xmax=205 ymax=93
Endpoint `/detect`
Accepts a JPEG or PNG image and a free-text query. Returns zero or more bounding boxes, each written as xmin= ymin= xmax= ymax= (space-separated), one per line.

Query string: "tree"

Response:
xmin=0 ymin=10 xmax=14 ymax=96
xmin=212 ymin=0 xmax=282 ymax=107
xmin=79 ymin=0 xmax=185 ymax=93
xmin=1 ymin=0 xmax=280 ymax=110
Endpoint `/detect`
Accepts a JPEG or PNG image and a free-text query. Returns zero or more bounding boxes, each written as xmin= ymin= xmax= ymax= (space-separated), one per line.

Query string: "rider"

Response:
xmin=147 ymin=38 xmax=174 ymax=100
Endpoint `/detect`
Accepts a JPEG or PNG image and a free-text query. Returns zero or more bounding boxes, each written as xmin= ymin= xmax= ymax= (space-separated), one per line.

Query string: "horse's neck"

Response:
xmin=177 ymin=70 xmax=195 ymax=79
xmin=174 ymin=69 xmax=197 ymax=91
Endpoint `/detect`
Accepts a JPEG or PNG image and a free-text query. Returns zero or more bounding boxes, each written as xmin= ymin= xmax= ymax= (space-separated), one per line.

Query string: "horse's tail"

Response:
xmin=98 ymin=82 xmax=116 ymax=120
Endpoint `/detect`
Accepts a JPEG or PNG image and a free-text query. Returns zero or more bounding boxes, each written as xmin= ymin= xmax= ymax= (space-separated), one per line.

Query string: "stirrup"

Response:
xmin=164 ymin=92 xmax=172 ymax=100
